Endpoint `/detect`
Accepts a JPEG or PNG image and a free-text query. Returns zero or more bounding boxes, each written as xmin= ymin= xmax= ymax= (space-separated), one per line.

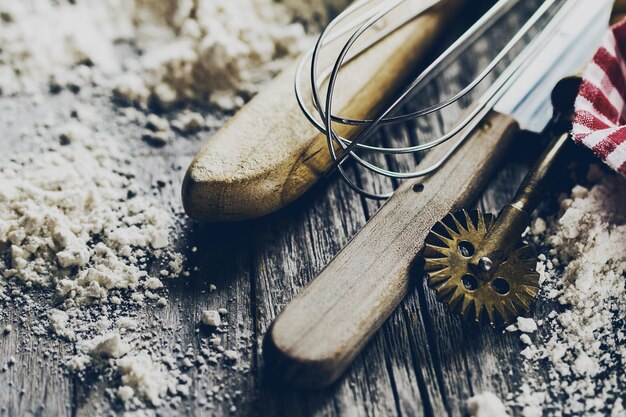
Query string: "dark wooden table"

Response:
xmin=0 ymin=1 xmax=592 ymax=415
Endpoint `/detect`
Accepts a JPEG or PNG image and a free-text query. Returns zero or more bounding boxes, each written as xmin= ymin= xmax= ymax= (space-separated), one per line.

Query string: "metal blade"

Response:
xmin=494 ymin=0 xmax=613 ymax=132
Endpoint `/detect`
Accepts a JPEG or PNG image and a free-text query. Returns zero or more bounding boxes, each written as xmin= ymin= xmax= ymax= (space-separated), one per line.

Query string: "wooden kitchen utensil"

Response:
xmin=182 ymin=0 xmax=465 ymax=221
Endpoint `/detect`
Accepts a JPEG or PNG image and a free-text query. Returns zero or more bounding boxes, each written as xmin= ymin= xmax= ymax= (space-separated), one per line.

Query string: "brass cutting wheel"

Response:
xmin=423 ymin=209 xmax=540 ymax=327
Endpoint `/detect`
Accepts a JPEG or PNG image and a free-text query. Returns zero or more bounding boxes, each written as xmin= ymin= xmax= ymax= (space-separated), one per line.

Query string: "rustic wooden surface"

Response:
xmin=0 ymin=1 xmax=593 ymax=416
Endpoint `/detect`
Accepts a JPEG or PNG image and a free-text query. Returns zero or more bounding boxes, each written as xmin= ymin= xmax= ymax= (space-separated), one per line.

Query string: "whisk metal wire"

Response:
xmin=294 ymin=0 xmax=576 ymax=199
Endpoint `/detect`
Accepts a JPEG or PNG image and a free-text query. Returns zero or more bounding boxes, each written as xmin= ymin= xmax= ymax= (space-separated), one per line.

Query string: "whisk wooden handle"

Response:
xmin=263 ymin=111 xmax=519 ymax=389
xmin=182 ymin=0 xmax=466 ymax=221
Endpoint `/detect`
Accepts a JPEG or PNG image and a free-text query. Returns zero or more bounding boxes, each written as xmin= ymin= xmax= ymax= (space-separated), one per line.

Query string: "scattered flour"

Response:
xmin=0 ymin=95 xmax=252 ymax=412
xmin=0 ymin=1 xmax=125 ymax=95
xmin=117 ymin=353 xmax=170 ymax=407
xmin=0 ymin=115 xmax=176 ymax=305
xmin=224 ymin=350 xmax=240 ymax=362
xmin=511 ymin=171 xmax=626 ymax=417
xmin=86 ymin=333 xmax=130 ymax=359
xmin=0 ymin=0 xmax=349 ymax=110
xmin=0 ymin=102 xmax=189 ymax=408
xmin=530 ymin=218 xmax=547 ymax=235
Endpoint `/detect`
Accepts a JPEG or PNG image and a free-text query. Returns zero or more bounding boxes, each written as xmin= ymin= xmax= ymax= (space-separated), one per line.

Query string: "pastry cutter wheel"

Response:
xmin=424 ymin=75 xmax=581 ymax=327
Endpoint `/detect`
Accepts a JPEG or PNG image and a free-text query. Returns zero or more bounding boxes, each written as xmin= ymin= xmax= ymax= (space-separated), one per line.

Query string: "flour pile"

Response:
xmin=0 ymin=103 xmax=181 ymax=407
xmin=0 ymin=0 xmax=348 ymax=110
xmin=0 ymin=120 xmax=175 ymax=304
xmin=507 ymin=171 xmax=626 ymax=417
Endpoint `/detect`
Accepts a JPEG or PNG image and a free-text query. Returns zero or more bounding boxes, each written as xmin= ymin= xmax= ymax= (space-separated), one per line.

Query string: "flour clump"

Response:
xmin=467 ymin=391 xmax=510 ymax=417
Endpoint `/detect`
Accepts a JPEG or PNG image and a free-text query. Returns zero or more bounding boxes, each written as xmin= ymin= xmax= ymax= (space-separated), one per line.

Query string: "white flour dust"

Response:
xmin=0 ymin=122 xmax=174 ymax=303
xmin=0 ymin=0 xmax=348 ymax=110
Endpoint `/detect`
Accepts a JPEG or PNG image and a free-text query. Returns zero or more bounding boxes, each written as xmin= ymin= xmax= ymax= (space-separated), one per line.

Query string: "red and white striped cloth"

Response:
xmin=572 ymin=18 xmax=626 ymax=176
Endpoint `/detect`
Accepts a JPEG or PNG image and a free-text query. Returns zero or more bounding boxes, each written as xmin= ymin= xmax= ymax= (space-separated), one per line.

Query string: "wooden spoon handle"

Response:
xmin=182 ymin=0 xmax=466 ymax=221
xmin=263 ymin=111 xmax=519 ymax=389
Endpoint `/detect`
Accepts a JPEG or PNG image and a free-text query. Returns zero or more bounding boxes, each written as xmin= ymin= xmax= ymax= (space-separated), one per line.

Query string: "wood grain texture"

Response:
xmin=182 ymin=0 xmax=465 ymax=221
xmin=1 ymin=2 xmax=590 ymax=416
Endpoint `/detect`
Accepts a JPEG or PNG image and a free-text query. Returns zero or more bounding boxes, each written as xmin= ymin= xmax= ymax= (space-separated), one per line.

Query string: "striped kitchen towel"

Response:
xmin=572 ymin=17 xmax=626 ymax=176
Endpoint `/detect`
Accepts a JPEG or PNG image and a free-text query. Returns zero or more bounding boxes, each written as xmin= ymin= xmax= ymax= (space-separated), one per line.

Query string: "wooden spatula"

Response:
xmin=182 ymin=0 xmax=466 ymax=221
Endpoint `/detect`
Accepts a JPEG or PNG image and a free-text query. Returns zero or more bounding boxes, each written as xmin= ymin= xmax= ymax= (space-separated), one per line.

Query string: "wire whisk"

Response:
xmin=294 ymin=0 xmax=579 ymax=199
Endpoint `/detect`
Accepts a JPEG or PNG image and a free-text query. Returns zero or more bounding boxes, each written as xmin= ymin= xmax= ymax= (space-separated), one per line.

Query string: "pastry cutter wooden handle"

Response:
xmin=182 ymin=0 xmax=466 ymax=221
